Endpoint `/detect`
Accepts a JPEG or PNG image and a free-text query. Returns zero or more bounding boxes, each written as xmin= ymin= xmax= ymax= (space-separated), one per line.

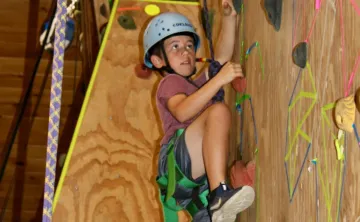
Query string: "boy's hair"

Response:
xmin=148 ymin=41 xmax=162 ymax=59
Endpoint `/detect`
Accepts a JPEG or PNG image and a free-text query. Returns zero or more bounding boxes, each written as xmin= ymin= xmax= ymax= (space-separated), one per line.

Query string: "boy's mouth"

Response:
xmin=181 ymin=60 xmax=191 ymax=65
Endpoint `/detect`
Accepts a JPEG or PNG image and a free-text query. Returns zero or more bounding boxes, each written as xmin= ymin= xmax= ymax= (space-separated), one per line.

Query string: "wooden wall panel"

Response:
xmin=238 ymin=0 xmax=360 ymax=221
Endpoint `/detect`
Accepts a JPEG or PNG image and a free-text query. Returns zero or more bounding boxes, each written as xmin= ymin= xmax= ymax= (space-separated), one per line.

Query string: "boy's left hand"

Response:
xmin=222 ymin=0 xmax=237 ymax=16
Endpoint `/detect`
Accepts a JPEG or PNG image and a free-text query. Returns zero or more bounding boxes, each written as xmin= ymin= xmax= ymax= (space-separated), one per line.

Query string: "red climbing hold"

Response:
xmin=230 ymin=159 xmax=255 ymax=189
xmin=231 ymin=77 xmax=247 ymax=93
xmin=135 ymin=63 xmax=152 ymax=79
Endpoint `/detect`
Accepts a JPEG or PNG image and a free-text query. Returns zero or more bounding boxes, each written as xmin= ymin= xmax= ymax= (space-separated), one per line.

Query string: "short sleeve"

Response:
xmin=157 ymin=75 xmax=189 ymax=105
xmin=193 ymin=71 xmax=207 ymax=87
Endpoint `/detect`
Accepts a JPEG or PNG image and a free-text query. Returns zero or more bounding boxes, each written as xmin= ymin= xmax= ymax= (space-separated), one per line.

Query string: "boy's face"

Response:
xmin=151 ymin=35 xmax=196 ymax=76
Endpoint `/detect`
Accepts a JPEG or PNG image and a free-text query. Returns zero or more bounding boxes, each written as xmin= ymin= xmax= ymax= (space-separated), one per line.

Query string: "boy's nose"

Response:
xmin=181 ymin=48 xmax=190 ymax=56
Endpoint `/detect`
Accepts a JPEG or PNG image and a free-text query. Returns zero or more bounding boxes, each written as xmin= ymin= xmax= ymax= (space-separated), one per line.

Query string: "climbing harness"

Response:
xmin=156 ymin=129 xmax=210 ymax=221
xmin=39 ymin=0 xmax=78 ymax=52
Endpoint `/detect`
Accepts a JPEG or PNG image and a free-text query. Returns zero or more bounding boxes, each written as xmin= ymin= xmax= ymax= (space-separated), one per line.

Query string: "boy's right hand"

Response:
xmin=216 ymin=62 xmax=244 ymax=86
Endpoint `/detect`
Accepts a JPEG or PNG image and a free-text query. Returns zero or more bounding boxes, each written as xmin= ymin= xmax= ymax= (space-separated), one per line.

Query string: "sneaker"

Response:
xmin=208 ymin=183 xmax=255 ymax=222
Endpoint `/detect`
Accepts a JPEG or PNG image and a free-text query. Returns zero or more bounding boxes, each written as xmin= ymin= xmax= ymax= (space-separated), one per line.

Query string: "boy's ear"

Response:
xmin=150 ymin=55 xmax=164 ymax=69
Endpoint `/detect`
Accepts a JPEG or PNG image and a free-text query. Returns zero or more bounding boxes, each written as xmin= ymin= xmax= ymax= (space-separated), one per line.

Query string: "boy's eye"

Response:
xmin=186 ymin=44 xmax=193 ymax=49
xmin=172 ymin=44 xmax=179 ymax=49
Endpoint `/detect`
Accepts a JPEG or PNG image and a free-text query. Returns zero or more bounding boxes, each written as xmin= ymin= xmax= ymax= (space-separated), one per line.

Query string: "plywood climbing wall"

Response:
xmin=237 ymin=0 xmax=360 ymax=221
xmin=52 ymin=0 xmax=237 ymax=221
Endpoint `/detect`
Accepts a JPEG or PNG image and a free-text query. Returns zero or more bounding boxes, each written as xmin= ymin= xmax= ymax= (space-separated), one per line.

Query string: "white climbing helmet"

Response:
xmin=143 ymin=12 xmax=201 ymax=68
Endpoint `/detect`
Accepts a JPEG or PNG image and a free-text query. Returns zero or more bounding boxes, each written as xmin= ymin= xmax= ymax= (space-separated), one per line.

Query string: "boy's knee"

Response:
xmin=208 ymin=102 xmax=231 ymax=120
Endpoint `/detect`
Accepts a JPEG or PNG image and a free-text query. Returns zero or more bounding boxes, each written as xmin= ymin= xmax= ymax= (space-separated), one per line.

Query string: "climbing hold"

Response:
xmin=135 ymin=63 xmax=152 ymax=79
xmin=335 ymin=95 xmax=356 ymax=133
xmin=232 ymin=0 xmax=243 ymax=14
xmin=201 ymin=8 xmax=215 ymax=36
xmin=310 ymin=158 xmax=318 ymax=165
xmin=292 ymin=42 xmax=307 ymax=68
xmin=108 ymin=0 xmax=114 ymax=9
xmin=145 ymin=4 xmax=160 ymax=16
xmin=100 ymin=3 xmax=108 ymax=18
xmin=245 ymin=42 xmax=258 ymax=60
xmin=335 ymin=130 xmax=345 ymax=160
xmin=264 ymin=0 xmax=282 ymax=31
xmin=246 ymin=42 xmax=258 ymax=54
xmin=230 ymin=160 xmax=255 ymax=189
xmin=232 ymin=77 xmax=247 ymax=93
xmin=117 ymin=6 xmax=141 ymax=12
xmin=118 ymin=14 xmax=136 ymax=30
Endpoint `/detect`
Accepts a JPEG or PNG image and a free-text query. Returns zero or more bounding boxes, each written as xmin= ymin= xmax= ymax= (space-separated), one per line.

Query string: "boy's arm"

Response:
xmin=167 ymin=75 xmax=223 ymax=122
xmin=214 ymin=1 xmax=237 ymax=65
xmin=203 ymin=1 xmax=237 ymax=79
xmin=196 ymin=3 xmax=237 ymax=83
xmin=168 ymin=62 xmax=242 ymax=123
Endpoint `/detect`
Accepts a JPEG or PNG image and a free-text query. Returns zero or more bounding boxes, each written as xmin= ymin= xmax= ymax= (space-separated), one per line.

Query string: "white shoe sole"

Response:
xmin=211 ymin=186 xmax=255 ymax=222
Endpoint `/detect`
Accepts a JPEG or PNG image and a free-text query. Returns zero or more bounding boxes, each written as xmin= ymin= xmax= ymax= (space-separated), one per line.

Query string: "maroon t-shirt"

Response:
xmin=156 ymin=72 xmax=213 ymax=145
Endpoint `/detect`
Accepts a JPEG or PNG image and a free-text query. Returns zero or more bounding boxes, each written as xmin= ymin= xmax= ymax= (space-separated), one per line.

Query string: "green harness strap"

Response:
xmin=156 ymin=129 xmax=209 ymax=221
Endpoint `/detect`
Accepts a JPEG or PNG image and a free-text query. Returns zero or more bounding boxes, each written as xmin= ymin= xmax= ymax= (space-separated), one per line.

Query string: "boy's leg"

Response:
xmin=184 ymin=102 xmax=255 ymax=221
xmin=184 ymin=102 xmax=230 ymax=190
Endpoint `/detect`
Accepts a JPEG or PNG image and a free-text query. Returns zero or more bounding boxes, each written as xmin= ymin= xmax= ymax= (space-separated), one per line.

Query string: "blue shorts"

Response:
xmin=157 ymin=129 xmax=210 ymax=221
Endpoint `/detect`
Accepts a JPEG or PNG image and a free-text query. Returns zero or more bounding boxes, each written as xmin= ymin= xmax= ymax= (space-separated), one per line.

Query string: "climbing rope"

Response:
xmin=202 ymin=0 xmax=225 ymax=102
xmin=42 ymin=0 xmax=67 ymax=221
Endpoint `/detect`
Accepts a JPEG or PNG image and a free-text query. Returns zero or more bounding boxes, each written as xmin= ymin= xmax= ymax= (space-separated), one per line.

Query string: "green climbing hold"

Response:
xmin=201 ymin=9 xmax=215 ymax=36
xmin=118 ymin=14 xmax=136 ymax=30
xmin=237 ymin=93 xmax=251 ymax=105
xmin=108 ymin=0 xmax=114 ymax=9
xmin=292 ymin=42 xmax=307 ymax=68
xmin=233 ymin=0 xmax=243 ymax=14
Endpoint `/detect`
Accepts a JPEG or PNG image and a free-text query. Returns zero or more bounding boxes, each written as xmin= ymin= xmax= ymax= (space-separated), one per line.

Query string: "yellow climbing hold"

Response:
xmin=145 ymin=4 xmax=160 ymax=16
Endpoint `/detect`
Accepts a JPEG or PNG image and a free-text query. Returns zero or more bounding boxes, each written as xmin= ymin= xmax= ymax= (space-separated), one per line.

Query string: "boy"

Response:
xmin=142 ymin=1 xmax=255 ymax=221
